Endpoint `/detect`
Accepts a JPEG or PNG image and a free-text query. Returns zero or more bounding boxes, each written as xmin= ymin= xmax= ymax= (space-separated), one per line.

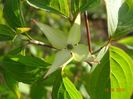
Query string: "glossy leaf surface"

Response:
xmin=86 ymin=46 xmax=133 ymax=99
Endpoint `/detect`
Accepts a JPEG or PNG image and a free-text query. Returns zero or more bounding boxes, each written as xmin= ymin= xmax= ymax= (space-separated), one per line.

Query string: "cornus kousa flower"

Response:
xmin=34 ymin=14 xmax=97 ymax=78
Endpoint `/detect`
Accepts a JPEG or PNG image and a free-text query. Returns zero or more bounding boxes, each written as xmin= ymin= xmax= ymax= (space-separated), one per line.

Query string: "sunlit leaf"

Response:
xmin=34 ymin=20 xmax=67 ymax=49
xmin=63 ymin=77 xmax=82 ymax=99
xmin=86 ymin=46 xmax=133 ymax=99
xmin=52 ymin=72 xmax=82 ymax=99
xmin=118 ymin=36 xmax=133 ymax=48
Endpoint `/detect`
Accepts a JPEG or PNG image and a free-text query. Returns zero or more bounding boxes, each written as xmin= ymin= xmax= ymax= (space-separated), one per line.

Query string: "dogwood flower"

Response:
xmin=35 ymin=14 xmax=92 ymax=78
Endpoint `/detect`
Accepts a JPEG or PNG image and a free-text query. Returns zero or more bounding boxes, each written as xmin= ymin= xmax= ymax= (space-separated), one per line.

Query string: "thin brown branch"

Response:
xmin=84 ymin=11 xmax=92 ymax=53
xmin=29 ymin=40 xmax=56 ymax=49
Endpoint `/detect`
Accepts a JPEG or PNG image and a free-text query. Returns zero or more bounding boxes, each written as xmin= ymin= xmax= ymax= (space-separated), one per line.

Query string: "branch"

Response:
xmin=92 ymin=37 xmax=112 ymax=54
xmin=84 ymin=11 xmax=92 ymax=53
xmin=29 ymin=40 xmax=56 ymax=49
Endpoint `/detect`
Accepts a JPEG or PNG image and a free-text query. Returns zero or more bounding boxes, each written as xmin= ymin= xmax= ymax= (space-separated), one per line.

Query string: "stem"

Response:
xmin=84 ymin=11 xmax=92 ymax=53
xmin=92 ymin=37 xmax=112 ymax=54
xmin=29 ymin=40 xmax=56 ymax=49
xmin=25 ymin=33 xmax=33 ymax=40
xmin=20 ymin=0 xmax=33 ymax=40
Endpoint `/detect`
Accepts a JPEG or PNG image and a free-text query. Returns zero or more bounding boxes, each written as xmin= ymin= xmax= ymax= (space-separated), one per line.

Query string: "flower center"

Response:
xmin=67 ymin=44 xmax=73 ymax=50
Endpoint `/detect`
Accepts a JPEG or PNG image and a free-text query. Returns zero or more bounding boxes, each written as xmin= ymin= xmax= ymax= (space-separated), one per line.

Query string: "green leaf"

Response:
xmin=71 ymin=0 xmax=100 ymax=15
xmin=26 ymin=0 xmax=99 ymax=18
xmin=4 ymin=71 xmax=20 ymax=99
xmin=52 ymin=70 xmax=66 ymax=99
xmin=3 ymin=0 xmax=24 ymax=28
xmin=0 ymin=24 xmax=15 ymax=41
xmin=26 ymin=0 xmax=70 ymax=17
xmin=30 ymin=81 xmax=47 ymax=99
xmin=8 ymin=55 xmax=50 ymax=68
xmin=2 ymin=55 xmax=49 ymax=84
xmin=67 ymin=14 xmax=81 ymax=45
xmin=44 ymin=49 xmax=73 ymax=78
xmin=34 ymin=20 xmax=67 ymax=49
xmin=8 ymin=46 xmax=24 ymax=55
xmin=72 ymin=44 xmax=90 ymax=62
xmin=124 ymin=48 xmax=133 ymax=59
xmin=54 ymin=81 xmax=70 ymax=99
xmin=86 ymin=46 xmax=133 ymax=99
xmin=104 ymin=0 xmax=124 ymax=36
xmin=117 ymin=36 xmax=133 ymax=48
xmin=0 ymin=84 xmax=18 ymax=99
xmin=52 ymin=72 xmax=82 ymax=99
xmin=105 ymin=0 xmax=133 ymax=38
xmin=96 ymin=46 xmax=109 ymax=60
xmin=63 ymin=77 xmax=82 ymax=99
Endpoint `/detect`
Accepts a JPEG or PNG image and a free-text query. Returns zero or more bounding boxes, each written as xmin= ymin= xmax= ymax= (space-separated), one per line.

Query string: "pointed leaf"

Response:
xmin=115 ymin=1 xmax=133 ymax=37
xmin=96 ymin=45 xmax=109 ymax=61
xmin=72 ymin=0 xmax=100 ymax=16
xmin=26 ymin=0 xmax=70 ymax=17
xmin=3 ymin=0 xmax=25 ymax=28
xmin=26 ymin=0 xmax=99 ymax=18
xmin=105 ymin=0 xmax=133 ymax=38
xmin=54 ymin=80 xmax=71 ymax=99
xmin=2 ymin=55 xmax=49 ymax=84
xmin=63 ymin=77 xmax=82 ymax=99
xmin=34 ymin=21 xmax=67 ymax=49
xmin=117 ymin=36 xmax=133 ymax=48
xmin=52 ymin=70 xmax=67 ymax=99
xmin=44 ymin=50 xmax=73 ymax=78
xmin=104 ymin=0 xmax=123 ymax=36
xmin=67 ymin=14 xmax=81 ymax=45
xmin=8 ymin=55 xmax=50 ymax=68
xmin=52 ymin=72 xmax=82 ymax=99
xmin=86 ymin=46 xmax=133 ymax=99
xmin=72 ymin=44 xmax=90 ymax=61
xmin=0 ymin=24 xmax=15 ymax=41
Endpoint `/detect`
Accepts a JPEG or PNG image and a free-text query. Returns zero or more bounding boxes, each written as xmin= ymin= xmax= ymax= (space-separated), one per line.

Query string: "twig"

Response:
xmin=92 ymin=37 xmax=112 ymax=54
xmin=29 ymin=40 xmax=56 ymax=49
xmin=84 ymin=11 xmax=92 ymax=53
